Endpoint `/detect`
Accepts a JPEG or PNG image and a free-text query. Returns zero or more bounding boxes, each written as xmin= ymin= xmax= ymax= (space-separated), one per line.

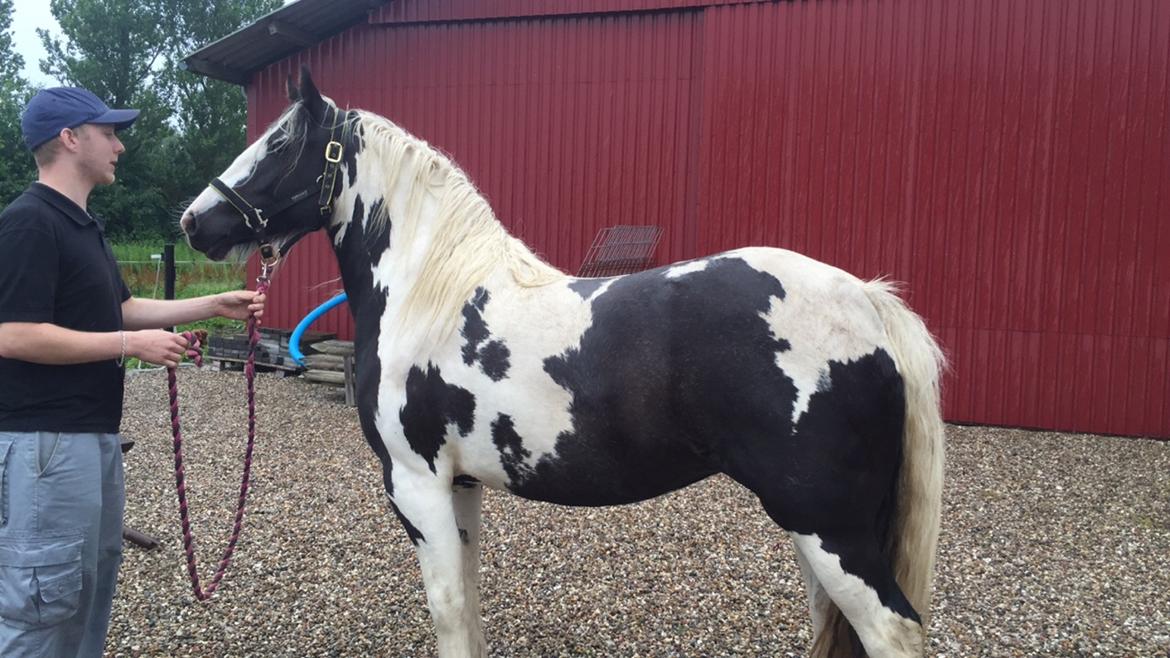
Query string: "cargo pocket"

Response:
xmin=0 ymin=436 xmax=13 ymax=527
xmin=0 ymin=535 xmax=85 ymax=628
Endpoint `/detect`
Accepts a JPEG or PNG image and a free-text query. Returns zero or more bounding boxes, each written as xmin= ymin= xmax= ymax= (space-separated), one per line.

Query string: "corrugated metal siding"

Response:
xmin=372 ymin=0 xmax=767 ymax=24
xmin=247 ymin=10 xmax=704 ymax=349
xmin=243 ymin=0 xmax=1169 ymax=438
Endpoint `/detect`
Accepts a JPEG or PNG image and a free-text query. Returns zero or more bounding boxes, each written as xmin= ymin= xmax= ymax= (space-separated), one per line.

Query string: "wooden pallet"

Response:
xmin=302 ymin=340 xmax=357 ymax=406
xmin=207 ymin=329 xmax=335 ymax=373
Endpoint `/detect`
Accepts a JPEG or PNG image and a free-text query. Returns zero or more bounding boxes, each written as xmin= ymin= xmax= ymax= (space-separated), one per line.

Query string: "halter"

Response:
xmin=209 ymin=104 xmax=354 ymax=268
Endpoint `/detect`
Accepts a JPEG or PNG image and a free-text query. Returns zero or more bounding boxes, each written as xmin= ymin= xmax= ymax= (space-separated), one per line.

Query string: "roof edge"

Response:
xmin=182 ymin=0 xmax=386 ymax=86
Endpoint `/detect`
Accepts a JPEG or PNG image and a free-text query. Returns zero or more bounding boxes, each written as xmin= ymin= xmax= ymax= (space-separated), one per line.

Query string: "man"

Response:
xmin=0 ymin=87 xmax=265 ymax=657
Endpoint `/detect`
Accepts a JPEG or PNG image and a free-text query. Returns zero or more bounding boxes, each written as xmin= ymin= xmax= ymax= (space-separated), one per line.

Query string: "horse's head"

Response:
xmin=181 ymin=67 xmax=351 ymax=263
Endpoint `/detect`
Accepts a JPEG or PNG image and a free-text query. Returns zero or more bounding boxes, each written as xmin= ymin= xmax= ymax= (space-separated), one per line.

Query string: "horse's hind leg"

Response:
xmin=389 ymin=470 xmax=487 ymax=658
xmin=789 ymin=531 xmax=923 ymax=658
xmin=795 ymin=549 xmax=834 ymax=641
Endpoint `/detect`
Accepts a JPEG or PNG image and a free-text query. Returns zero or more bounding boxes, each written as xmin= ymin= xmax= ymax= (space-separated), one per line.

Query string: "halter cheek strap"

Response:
xmin=319 ymin=108 xmax=350 ymax=214
xmin=209 ymin=105 xmax=354 ymax=267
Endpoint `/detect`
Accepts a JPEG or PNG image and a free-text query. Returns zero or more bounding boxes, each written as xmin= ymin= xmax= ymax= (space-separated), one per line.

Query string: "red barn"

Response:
xmin=186 ymin=0 xmax=1170 ymax=438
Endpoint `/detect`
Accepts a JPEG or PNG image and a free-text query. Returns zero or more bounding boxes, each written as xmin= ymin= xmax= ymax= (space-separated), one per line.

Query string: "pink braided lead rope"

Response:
xmin=167 ymin=276 xmax=270 ymax=601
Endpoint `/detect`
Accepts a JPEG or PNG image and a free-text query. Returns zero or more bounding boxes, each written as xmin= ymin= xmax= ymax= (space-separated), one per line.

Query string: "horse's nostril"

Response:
xmin=180 ymin=212 xmax=195 ymax=234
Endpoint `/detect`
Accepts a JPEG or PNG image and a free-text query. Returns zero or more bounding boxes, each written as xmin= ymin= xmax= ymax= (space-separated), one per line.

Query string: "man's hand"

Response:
xmin=214 ymin=290 xmax=267 ymax=321
xmin=127 ymin=330 xmax=189 ymax=368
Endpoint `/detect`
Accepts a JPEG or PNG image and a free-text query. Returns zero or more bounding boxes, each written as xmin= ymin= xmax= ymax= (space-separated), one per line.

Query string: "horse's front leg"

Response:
xmin=390 ymin=469 xmax=487 ymax=658
xmin=452 ymin=478 xmax=485 ymax=643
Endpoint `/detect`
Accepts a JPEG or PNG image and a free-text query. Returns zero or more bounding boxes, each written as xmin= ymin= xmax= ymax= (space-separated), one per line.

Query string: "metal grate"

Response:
xmin=576 ymin=225 xmax=663 ymax=277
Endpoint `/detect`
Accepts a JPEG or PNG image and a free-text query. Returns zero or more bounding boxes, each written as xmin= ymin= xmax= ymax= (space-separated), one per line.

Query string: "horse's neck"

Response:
xmin=328 ymin=146 xmax=500 ymax=339
xmin=330 ymin=119 xmax=566 ymax=357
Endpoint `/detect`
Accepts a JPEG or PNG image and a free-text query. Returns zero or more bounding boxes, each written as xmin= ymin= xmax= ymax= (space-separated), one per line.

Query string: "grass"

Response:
xmin=115 ymin=241 xmax=250 ymax=344
xmin=111 ymin=242 xmax=210 ymax=263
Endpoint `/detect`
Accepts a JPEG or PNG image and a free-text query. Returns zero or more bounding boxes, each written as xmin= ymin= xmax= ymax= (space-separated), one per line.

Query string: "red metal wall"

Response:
xmin=244 ymin=0 xmax=1170 ymax=438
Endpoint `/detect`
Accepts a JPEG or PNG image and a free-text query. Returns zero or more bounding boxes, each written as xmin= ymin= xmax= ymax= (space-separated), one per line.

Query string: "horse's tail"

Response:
xmin=816 ymin=280 xmax=947 ymax=656
xmin=868 ymin=278 xmax=946 ymax=616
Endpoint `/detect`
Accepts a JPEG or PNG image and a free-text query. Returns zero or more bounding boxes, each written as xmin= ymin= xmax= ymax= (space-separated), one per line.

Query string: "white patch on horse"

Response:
xmin=184 ymin=126 xmax=274 ymax=218
xmin=367 ymin=275 xmax=596 ymax=490
xmin=581 ymin=278 xmax=618 ymax=301
xmin=728 ymin=248 xmax=887 ymax=425
xmin=790 ymin=533 xmax=924 ymax=657
xmin=418 ymin=273 xmax=596 ymax=489
xmin=332 ymin=146 xmax=389 ymax=248
xmin=665 ymin=260 xmax=709 ymax=278
xmin=346 ymin=130 xmax=583 ymax=486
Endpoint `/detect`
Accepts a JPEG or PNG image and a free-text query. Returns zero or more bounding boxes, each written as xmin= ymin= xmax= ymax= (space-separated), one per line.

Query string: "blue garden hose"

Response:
xmin=289 ymin=292 xmax=348 ymax=366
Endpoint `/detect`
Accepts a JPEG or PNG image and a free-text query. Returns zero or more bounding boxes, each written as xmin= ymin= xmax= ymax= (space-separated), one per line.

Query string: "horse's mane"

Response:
xmin=273 ymin=102 xmax=567 ymax=341
xmin=343 ymin=109 xmax=566 ymax=341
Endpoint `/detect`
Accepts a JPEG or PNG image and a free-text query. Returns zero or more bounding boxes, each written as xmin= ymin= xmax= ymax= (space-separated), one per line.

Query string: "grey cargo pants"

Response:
xmin=0 ymin=432 xmax=125 ymax=658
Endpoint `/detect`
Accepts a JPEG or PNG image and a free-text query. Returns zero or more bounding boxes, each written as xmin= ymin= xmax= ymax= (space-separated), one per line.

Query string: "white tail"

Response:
xmin=813 ymin=280 xmax=946 ymax=657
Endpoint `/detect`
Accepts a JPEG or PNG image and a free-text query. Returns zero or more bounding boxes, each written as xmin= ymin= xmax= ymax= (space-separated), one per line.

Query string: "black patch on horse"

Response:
xmin=477 ymin=341 xmax=510 ymax=381
xmin=702 ymin=345 xmax=912 ymax=623
xmin=344 ymin=121 xmax=363 ymax=188
xmin=453 ymin=475 xmax=480 ymax=488
xmin=491 ymin=414 xmax=535 ymax=487
xmin=399 ymin=365 xmax=476 ymax=473
xmin=332 ymin=192 xmax=394 ymax=496
xmin=460 ymin=290 xmax=490 ymax=364
xmin=747 ymin=349 xmax=904 ymax=536
xmin=390 ymin=501 xmax=425 ymax=546
xmin=348 ymin=195 xmax=364 ymax=238
xmin=364 ymin=198 xmax=390 ymax=268
xmin=459 ymin=288 xmax=511 ymax=381
xmin=526 ymin=257 xmax=792 ymax=505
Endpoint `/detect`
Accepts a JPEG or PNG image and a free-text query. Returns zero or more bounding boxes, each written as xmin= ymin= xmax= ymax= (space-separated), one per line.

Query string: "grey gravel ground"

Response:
xmin=108 ymin=368 xmax=1170 ymax=657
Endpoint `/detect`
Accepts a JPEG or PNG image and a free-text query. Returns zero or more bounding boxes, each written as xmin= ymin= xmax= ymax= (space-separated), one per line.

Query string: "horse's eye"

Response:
xmin=269 ymin=130 xmax=289 ymax=151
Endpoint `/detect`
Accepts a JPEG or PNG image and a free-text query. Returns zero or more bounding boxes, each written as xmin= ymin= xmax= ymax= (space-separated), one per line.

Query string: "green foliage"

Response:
xmin=158 ymin=1 xmax=281 ymax=187
xmin=0 ymin=0 xmax=35 ymax=206
xmin=0 ymin=0 xmax=281 ymax=237
xmin=115 ymin=241 xmax=245 ymax=300
xmin=110 ymin=241 xmax=213 ymax=262
xmin=115 ymin=240 xmax=248 ymax=343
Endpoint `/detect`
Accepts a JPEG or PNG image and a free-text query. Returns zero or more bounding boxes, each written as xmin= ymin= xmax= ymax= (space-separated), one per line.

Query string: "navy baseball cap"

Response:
xmin=21 ymin=87 xmax=140 ymax=151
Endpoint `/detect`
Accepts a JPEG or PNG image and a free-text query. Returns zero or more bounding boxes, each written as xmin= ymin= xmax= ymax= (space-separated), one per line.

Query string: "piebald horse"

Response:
xmin=181 ymin=69 xmax=945 ymax=658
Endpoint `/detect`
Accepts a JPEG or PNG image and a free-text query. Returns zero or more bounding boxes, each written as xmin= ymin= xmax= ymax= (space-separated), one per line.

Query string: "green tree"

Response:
xmin=159 ymin=1 xmax=281 ymax=194
xmin=37 ymin=0 xmax=179 ymax=238
xmin=36 ymin=0 xmax=280 ymax=240
xmin=0 ymin=0 xmax=36 ymax=207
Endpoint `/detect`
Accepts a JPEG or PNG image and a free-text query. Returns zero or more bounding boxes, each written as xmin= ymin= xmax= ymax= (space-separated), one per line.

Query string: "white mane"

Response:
xmin=344 ymin=110 xmax=567 ymax=341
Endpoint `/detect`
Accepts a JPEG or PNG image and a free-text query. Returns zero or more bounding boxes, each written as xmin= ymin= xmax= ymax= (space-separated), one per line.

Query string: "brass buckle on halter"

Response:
xmin=324 ymin=140 xmax=343 ymax=164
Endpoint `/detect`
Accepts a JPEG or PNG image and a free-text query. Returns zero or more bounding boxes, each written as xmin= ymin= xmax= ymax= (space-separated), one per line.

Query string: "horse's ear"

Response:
xmin=287 ymin=74 xmax=300 ymax=102
xmin=298 ymin=65 xmax=328 ymax=123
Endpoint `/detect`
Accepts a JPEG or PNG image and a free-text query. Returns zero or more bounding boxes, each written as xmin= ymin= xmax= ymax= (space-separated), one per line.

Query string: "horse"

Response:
xmin=180 ymin=67 xmax=945 ymax=658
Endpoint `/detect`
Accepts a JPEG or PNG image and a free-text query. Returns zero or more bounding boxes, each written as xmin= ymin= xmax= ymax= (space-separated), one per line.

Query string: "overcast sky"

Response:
xmin=9 ymin=0 xmax=298 ymax=88
xmin=10 ymin=0 xmax=62 ymax=87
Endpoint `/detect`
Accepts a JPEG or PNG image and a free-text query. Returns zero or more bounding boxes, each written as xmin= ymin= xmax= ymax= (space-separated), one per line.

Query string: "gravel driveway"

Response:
xmin=107 ymin=368 xmax=1170 ymax=657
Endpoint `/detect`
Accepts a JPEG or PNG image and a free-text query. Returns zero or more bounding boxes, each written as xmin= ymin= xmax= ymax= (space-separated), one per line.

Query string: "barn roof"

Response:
xmin=182 ymin=0 xmax=385 ymax=85
xmin=183 ymin=0 xmax=776 ymax=85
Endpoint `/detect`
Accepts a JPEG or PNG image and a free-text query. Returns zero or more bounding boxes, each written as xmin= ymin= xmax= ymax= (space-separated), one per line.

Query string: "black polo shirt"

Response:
xmin=0 ymin=182 xmax=131 ymax=433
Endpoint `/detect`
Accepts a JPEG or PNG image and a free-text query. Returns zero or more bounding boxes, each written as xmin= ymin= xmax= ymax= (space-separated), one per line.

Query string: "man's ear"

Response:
xmin=58 ymin=127 xmax=81 ymax=152
xmin=298 ymin=65 xmax=329 ymax=124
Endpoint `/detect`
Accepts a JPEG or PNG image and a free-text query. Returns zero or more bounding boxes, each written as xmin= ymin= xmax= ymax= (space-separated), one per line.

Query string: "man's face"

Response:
xmin=72 ymin=123 xmax=124 ymax=185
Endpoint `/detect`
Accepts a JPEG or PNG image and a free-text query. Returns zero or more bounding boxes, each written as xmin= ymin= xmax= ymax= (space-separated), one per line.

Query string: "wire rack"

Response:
xmin=576 ymin=225 xmax=663 ymax=277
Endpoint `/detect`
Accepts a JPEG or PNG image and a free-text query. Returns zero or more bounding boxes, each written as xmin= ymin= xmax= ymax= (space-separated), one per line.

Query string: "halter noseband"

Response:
xmin=209 ymin=104 xmax=354 ymax=268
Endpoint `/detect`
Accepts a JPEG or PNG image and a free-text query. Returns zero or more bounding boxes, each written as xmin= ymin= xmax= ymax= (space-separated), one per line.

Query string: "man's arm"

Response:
xmin=0 ymin=323 xmax=190 ymax=367
xmin=121 ymin=290 xmax=266 ymax=331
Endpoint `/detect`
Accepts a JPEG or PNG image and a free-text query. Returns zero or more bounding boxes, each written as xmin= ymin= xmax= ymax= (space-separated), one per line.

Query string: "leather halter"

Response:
xmin=209 ymin=104 xmax=353 ymax=267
